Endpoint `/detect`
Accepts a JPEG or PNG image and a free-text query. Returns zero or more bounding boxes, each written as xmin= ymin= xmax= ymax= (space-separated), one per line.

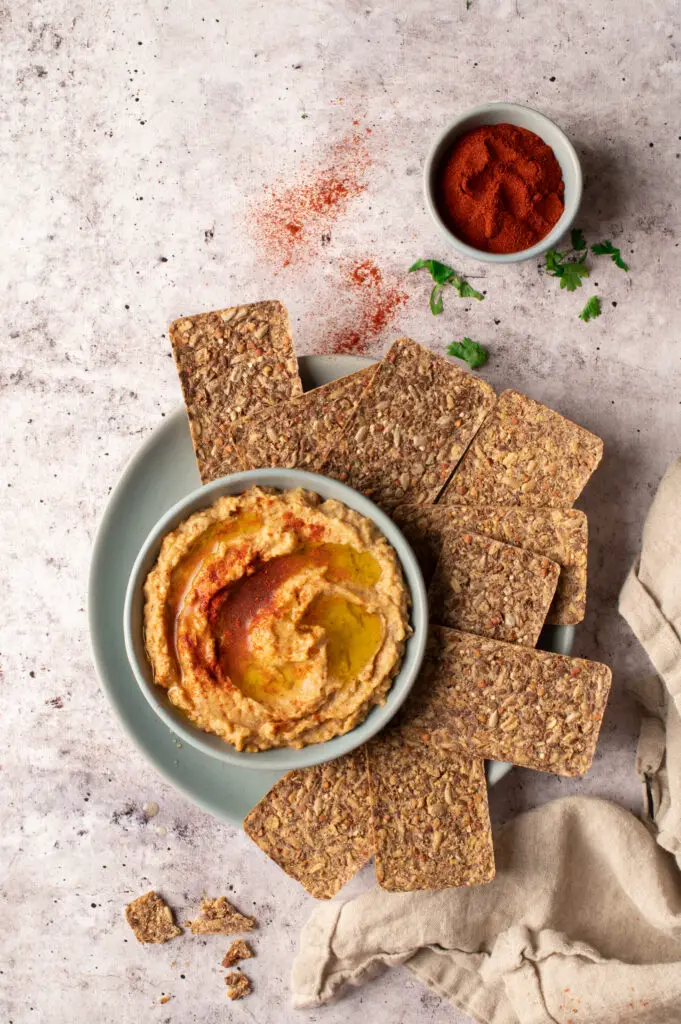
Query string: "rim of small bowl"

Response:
xmin=423 ymin=101 xmax=583 ymax=264
xmin=123 ymin=468 xmax=429 ymax=771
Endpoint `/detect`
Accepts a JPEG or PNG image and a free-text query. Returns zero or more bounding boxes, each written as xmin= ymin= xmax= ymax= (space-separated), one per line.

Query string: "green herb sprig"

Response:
xmin=409 ymin=259 xmax=484 ymax=315
xmin=446 ymin=337 xmax=488 ymax=369
xmin=578 ymin=295 xmax=601 ymax=322
xmin=545 ymin=229 xmax=591 ymax=291
xmin=545 ymin=229 xmax=629 ymax=321
xmin=591 ymin=240 xmax=629 ymax=272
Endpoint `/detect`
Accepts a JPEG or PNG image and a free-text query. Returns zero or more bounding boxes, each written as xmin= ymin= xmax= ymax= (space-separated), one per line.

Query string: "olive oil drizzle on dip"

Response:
xmin=165 ymin=528 xmax=383 ymax=710
xmin=214 ymin=543 xmax=383 ymax=709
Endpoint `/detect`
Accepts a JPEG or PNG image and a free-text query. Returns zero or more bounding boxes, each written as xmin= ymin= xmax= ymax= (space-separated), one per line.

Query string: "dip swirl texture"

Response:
xmin=143 ymin=487 xmax=410 ymax=751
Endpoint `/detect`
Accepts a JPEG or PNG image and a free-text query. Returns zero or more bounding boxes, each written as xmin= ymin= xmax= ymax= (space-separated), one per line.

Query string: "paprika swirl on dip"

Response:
xmin=437 ymin=123 xmax=565 ymax=255
xmin=142 ymin=486 xmax=410 ymax=752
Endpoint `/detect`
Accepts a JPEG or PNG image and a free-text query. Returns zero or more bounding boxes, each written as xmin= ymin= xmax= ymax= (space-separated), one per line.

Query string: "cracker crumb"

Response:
xmin=124 ymin=891 xmax=182 ymax=944
xmin=188 ymin=897 xmax=256 ymax=935
xmin=225 ymin=971 xmax=252 ymax=1000
xmin=222 ymin=939 xmax=255 ymax=968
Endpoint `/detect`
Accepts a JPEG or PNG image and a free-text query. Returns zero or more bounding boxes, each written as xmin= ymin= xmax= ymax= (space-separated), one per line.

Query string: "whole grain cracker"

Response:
xmin=232 ymin=366 xmax=375 ymax=471
xmin=366 ymin=727 xmax=495 ymax=892
xmin=428 ymin=528 xmax=559 ymax=647
xmin=124 ymin=891 xmax=182 ymax=944
xmin=170 ymin=301 xmax=301 ymax=482
xmin=243 ymin=750 xmax=372 ymax=900
xmin=320 ymin=338 xmax=495 ymax=512
xmin=404 ymin=626 xmax=612 ymax=777
xmin=393 ymin=503 xmax=588 ymax=625
xmin=225 ymin=972 xmax=251 ymax=1000
xmin=441 ymin=389 xmax=603 ymax=508
xmin=222 ymin=939 xmax=254 ymax=968
xmin=188 ymin=896 xmax=256 ymax=935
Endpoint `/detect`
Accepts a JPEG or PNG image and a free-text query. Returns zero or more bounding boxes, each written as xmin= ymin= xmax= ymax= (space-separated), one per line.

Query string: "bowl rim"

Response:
xmin=423 ymin=100 xmax=583 ymax=264
xmin=123 ymin=467 xmax=429 ymax=771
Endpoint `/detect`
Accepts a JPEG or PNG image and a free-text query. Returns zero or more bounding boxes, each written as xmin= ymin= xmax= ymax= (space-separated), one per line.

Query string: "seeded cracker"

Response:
xmin=393 ymin=503 xmax=588 ymax=625
xmin=188 ymin=897 xmax=256 ymax=935
xmin=232 ymin=366 xmax=375 ymax=471
xmin=170 ymin=301 xmax=301 ymax=482
xmin=320 ymin=338 xmax=496 ymax=511
xmin=243 ymin=750 xmax=372 ymax=899
xmin=222 ymin=939 xmax=254 ymax=968
xmin=441 ymin=389 xmax=603 ymax=508
xmin=225 ymin=972 xmax=252 ymax=1000
xmin=124 ymin=891 xmax=182 ymax=944
xmin=366 ymin=727 xmax=494 ymax=891
xmin=404 ymin=627 xmax=612 ymax=777
xmin=428 ymin=529 xmax=559 ymax=647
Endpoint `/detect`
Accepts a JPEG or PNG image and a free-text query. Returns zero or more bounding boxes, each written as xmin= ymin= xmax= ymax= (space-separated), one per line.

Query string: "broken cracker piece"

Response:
xmin=188 ymin=897 xmax=256 ymax=935
xmin=404 ymin=626 xmax=612 ymax=777
xmin=243 ymin=749 xmax=372 ymax=900
xmin=366 ymin=727 xmax=495 ymax=891
xmin=232 ymin=366 xmax=375 ymax=472
xmin=225 ymin=971 xmax=252 ymax=1000
xmin=170 ymin=301 xmax=301 ymax=482
xmin=428 ymin=528 xmax=559 ymax=647
xmin=320 ymin=338 xmax=495 ymax=511
xmin=393 ymin=503 xmax=588 ymax=625
xmin=222 ymin=939 xmax=254 ymax=968
xmin=441 ymin=389 xmax=603 ymax=508
xmin=124 ymin=891 xmax=182 ymax=944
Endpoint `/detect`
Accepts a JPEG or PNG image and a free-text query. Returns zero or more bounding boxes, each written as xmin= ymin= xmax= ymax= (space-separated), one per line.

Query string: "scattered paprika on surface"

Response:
xmin=438 ymin=123 xmax=565 ymax=254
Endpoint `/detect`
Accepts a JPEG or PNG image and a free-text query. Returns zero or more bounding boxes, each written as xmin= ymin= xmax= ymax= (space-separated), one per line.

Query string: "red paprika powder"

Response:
xmin=438 ymin=123 xmax=564 ymax=254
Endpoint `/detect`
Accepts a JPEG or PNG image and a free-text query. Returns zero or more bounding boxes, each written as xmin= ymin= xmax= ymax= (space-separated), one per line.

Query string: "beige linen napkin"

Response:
xmin=620 ymin=458 xmax=681 ymax=863
xmin=292 ymin=459 xmax=681 ymax=1021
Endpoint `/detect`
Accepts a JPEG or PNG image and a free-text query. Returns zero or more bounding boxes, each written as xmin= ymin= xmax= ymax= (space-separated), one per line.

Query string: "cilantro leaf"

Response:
xmin=409 ymin=258 xmax=484 ymax=312
xmin=578 ymin=295 xmax=601 ymax=322
xmin=559 ymin=262 xmax=589 ymax=291
xmin=446 ymin=337 xmax=489 ymax=369
xmin=430 ymin=285 xmax=444 ymax=315
xmin=571 ymin=228 xmax=587 ymax=251
xmin=458 ymin=279 xmax=484 ymax=300
xmin=592 ymin=240 xmax=629 ymax=272
xmin=545 ymin=248 xmax=589 ymax=290
xmin=409 ymin=259 xmax=456 ymax=285
xmin=545 ymin=248 xmax=564 ymax=275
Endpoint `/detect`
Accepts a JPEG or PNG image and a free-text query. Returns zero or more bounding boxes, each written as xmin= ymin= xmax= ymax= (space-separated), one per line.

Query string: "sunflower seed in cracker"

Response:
xmin=232 ymin=366 xmax=375 ymax=471
xmin=124 ymin=891 xmax=182 ymax=944
xmin=366 ymin=727 xmax=494 ymax=891
xmin=441 ymin=389 xmax=603 ymax=508
xmin=320 ymin=338 xmax=495 ymax=512
xmin=393 ymin=503 xmax=588 ymax=625
xmin=170 ymin=301 xmax=301 ymax=482
xmin=428 ymin=529 xmax=559 ymax=647
xmin=243 ymin=750 xmax=372 ymax=900
xmin=404 ymin=626 xmax=612 ymax=777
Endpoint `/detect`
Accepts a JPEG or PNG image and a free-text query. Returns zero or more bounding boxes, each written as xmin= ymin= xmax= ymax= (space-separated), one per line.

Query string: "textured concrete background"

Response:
xmin=2 ymin=0 xmax=680 ymax=1020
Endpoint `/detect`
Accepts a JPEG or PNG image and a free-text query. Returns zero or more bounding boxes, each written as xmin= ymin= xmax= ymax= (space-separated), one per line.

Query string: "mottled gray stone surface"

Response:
xmin=2 ymin=0 xmax=680 ymax=1021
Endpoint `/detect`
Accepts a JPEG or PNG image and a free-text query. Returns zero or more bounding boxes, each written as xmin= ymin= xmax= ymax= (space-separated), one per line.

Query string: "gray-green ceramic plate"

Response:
xmin=88 ymin=354 xmax=574 ymax=827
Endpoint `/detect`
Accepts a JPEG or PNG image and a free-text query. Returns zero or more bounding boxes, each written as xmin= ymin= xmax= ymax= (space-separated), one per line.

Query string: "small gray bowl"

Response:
xmin=424 ymin=101 xmax=582 ymax=264
xmin=123 ymin=468 xmax=428 ymax=771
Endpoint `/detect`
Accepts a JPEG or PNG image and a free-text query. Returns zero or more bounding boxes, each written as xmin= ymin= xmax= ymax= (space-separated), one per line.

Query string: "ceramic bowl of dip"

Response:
xmin=123 ymin=468 xmax=428 ymax=772
xmin=423 ymin=101 xmax=582 ymax=264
